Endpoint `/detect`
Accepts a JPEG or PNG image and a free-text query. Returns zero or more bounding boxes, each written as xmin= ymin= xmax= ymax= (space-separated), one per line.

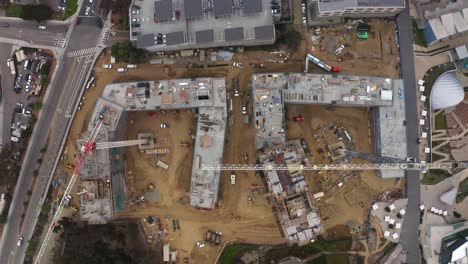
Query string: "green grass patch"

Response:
xmin=456 ymin=176 xmax=468 ymax=203
xmin=265 ymin=237 xmax=352 ymax=262
xmin=219 ymin=245 xmax=256 ymax=264
xmin=432 ymin=153 xmax=445 ymax=162
xmin=63 ymin=0 xmax=78 ymax=20
xmin=326 ymin=255 xmax=350 ymax=264
xmin=412 ymin=19 xmax=426 ymax=47
xmin=6 ymin=4 xmax=24 ymax=17
xmin=421 ymin=169 xmax=452 ymax=185
xmin=437 ymin=143 xmax=452 ymax=155
xmin=434 ymin=111 xmax=447 ymax=130
xmin=432 ymin=140 xmax=444 ymax=148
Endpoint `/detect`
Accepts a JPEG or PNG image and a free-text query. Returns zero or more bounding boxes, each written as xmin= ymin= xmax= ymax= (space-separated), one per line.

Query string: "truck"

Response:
xmin=0 ymin=193 xmax=6 ymax=215
xmin=9 ymin=62 xmax=15 ymax=75
xmin=156 ymin=160 xmax=169 ymax=170
xmin=230 ymin=172 xmax=236 ymax=184
xmin=305 ymin=54 xmax=340 ymax=73
xmin=243 ymin=115 xmax=249 ymax=125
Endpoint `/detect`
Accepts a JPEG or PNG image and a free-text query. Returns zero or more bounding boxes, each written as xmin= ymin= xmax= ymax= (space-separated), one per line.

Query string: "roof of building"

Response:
xmin=255 ymin=25 xmax=275 ymax=39
xmin=318 ymin=0 xmax=405 ymax=11
xmin=244 ymin=0 xmax=263 ymax=14
xmin=431 ymin=71 xmax=464 ymax=110
xmin=440 ymin=187 xmax=457 ymax=206
xmin=184 ymin=0 xmax=203 ymax=19
xmin=424 ymin=9 xmax=468 ymax=44
xmin=196 ymin=29 xmax=215 ymax=43
xmin=225 ymin=27 xmax=244 ymax=41
xmin=154 ymin=0 xmax=173 ymax=21
xmin=166 ymin=31 xmax=185 ymax=45
xmin=214 ymin=0 xmax=233 ymax=16
xmin=136 ymin=34 xmax=155 ymax=48
xmin=455 ymin=45 xmax=468 ymax=59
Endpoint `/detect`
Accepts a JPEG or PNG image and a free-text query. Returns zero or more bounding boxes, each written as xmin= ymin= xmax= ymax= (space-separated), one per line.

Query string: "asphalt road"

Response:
xmin=397 ymin=1 xmax=421 ymax=263
xmin=0 ymin=12 xmax=105 ymax=264
xmin=0 ymin=43 xmax=16 ymax=145
xmin=0 ymin=19 xmax=68 ymax=48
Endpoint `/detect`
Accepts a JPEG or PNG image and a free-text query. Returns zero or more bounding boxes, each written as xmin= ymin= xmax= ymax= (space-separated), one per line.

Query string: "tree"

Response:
xmin=39 ymin=61 xmax=52 ymax=76
xmin=20 ymin=5 xmax=53 ymax=22
xmin=454 ymin=211 xmax=462 ymax=218
xmin=0 ymin=146 xmax=14 ymax=184
xmin=384 ymin=207 xmax=391 ymax=213
xmin=110 ymin=41 xmax=146 ymax=64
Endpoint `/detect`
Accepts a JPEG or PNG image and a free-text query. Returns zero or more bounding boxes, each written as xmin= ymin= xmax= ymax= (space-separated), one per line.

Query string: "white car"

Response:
xmin=131 ymin=10 xmax=140 ymax=15
xmin=335 ymin=45 xmax=345 ymax=56
xmin=89 ymin=0 xmax=93 ymax=2
xmin=16 ymin=102 xmax=23 ymax=108
xmin=85 ymin=6 xmax=91 ymax=16
xmin=6 ymin=58 xmax=10 ymax=67
xmin=132 ymin=18 xmax=140 ymax=22
xmin=160 ymin=123 xmax=169 ymax=128
xmin=103 ymin=64 xmax=112 ymax=69
xmin=38 ymin=25 xmax=46 ymax=30
xmin=17 ymin=236 xmax=23 ymax=246
xmin=232 ymin=62 xmax=245 ymax=68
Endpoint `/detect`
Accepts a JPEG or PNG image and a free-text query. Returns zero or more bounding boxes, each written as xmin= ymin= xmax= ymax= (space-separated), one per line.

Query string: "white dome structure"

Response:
xmin=431 ymin=72 xmax=464 ymax=110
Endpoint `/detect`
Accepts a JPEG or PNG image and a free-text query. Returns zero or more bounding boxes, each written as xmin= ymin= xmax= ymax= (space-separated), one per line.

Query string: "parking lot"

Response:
xmin=3 ymin=48 xmax=52 ymax=158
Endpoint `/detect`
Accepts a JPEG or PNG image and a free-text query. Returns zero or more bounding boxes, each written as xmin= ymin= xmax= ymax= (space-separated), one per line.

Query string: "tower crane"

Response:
xmin=201 ymin=150 xmax=468 ymax=172
xmin=36 ymin=106 xmax=111 ymax=263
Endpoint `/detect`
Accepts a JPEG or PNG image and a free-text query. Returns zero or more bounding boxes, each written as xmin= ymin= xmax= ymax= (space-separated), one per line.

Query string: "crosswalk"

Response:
xmin=97 ymin=28 xmax=110 ymax=47
xmin=67 ymin=47 xmax=97 ymax=58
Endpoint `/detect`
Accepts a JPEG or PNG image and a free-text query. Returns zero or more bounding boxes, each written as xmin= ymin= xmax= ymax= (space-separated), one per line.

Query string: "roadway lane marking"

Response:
xmin=66 ymin=47 xmax=96 ymax=58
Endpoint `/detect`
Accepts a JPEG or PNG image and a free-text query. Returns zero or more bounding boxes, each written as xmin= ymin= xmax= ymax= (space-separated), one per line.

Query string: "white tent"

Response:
xmin=431 ymin=72 xmax=464 ymax=110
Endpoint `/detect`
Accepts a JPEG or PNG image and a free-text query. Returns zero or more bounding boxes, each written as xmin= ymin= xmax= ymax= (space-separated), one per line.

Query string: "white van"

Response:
xmin=23 ymin=60 xmax=29 ymax=70
xmin=117 ymin=67 xmax=127 ymax=72
xmin=11 ymin=136 xmax=19 ymax=142
xmin=127 ymin=64 xmax=138 ymax=69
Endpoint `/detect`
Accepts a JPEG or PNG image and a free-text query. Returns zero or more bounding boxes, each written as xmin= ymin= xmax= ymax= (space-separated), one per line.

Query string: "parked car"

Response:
xmin=103 ymin=64 xmax=112 ymax=69
xmin=38 ymin=25 xmax=47 ymax=30
xmin=16 ymin=102 xmax=23 ymax=108
xmin=160 ymin=123 xmax=169 ymax=128
xmin=117 ymin=67 xmax=127 ymax=72
xmin=6 ymin=58 xmax=10 ymax=67
xmin=335 ymin=44 xmax=345 ymax=56
xmin=242 ymin=101 xmax=247 ymax=114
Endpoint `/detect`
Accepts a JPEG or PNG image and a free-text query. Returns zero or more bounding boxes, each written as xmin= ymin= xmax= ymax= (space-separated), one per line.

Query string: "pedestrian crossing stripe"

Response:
xmin=67 ymin=47 xmax=97 ymax=58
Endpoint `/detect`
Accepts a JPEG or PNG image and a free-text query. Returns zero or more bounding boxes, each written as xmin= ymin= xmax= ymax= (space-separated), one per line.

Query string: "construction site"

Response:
xmin=47 ymin=15 xmax=408 ymax=261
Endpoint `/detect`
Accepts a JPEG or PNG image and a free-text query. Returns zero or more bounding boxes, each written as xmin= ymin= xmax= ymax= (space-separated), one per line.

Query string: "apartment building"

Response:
xmin=307 ymin=0 xmax=405 ymax=26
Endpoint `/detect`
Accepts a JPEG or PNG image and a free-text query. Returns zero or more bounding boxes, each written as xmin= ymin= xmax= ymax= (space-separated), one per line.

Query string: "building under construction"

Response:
xmin=258 ymin=139 xmax=323 ymax=245
xmin=77 ymin=77 xmax=227 ymax=223
xmin=251 ymin=72 xmax=407 ymax=245
xmin=252 ymin=73 xmax=407 ymax=178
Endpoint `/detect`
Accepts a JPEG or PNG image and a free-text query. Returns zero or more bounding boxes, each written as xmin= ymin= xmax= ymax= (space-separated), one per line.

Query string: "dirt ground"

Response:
xmin=284 ymin=105 xmax=399 ymax=232
xmin=56 ymin=16 xmax=403 ymax=262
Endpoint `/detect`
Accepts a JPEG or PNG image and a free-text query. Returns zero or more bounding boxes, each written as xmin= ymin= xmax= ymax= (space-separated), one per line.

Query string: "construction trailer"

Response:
xmin=163 ymin=244 xmax=170 ymax=262
xmin=157 ymin=160 xmax=169 ymax=170
xmin=144 ymin=148 xmax=170 ymax=155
